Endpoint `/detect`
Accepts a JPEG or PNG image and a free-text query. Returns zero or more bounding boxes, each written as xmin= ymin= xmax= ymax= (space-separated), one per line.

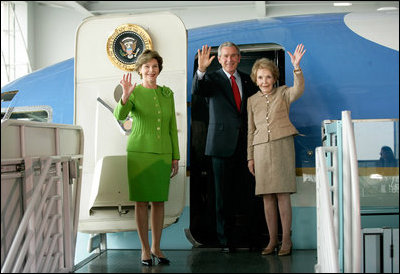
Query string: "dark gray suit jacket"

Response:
xmin=192 ymin=68 xmax=257 ymax=157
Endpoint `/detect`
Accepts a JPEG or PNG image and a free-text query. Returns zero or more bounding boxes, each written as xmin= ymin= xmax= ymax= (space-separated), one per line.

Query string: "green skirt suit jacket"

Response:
xmin=114 ymin=84 xmax=180 ymax=201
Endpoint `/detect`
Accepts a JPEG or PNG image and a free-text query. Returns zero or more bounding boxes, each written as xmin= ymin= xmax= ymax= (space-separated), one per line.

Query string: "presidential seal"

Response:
xmin=107 ymin=24 xmax=153 ymax=71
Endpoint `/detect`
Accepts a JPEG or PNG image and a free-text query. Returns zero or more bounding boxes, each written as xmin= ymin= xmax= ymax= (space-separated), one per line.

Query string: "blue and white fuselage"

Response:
xmin=1 ymin=11 xmax=398 ymax=263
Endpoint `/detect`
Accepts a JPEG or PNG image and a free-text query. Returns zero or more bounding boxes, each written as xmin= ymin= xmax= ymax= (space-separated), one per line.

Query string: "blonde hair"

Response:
xmin=250 ymin=58 xmax=279 ymax=84
xmin=135 ymin=49 xmax=163 ymax=78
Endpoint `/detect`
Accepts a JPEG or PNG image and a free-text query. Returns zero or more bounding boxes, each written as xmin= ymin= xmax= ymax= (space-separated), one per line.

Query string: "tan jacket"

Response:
xmin=247 ymin=70 xmax=304 ymax=160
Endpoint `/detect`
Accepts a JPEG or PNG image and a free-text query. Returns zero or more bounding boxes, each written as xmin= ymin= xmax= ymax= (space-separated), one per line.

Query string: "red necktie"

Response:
xmin=230 ymin=75 xmax=241 ymax=111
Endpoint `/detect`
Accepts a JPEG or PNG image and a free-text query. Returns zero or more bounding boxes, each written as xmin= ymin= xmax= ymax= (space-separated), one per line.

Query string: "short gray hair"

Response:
xmin=218 ymin=41 xmax=240 ymax=57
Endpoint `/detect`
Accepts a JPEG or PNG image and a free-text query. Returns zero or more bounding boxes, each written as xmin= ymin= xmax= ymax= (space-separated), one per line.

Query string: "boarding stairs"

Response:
xmin=1 ymin=120 xmax=83 ymax=273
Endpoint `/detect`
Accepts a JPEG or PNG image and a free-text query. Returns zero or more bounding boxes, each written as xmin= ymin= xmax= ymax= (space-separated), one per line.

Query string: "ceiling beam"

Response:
xmin=255 ymin=1 xmax=267 ymax=17
xmin=35 ymin=1 xmax=93 ymax=17
xmin=60 ymin=1 xmax=93 ymax=17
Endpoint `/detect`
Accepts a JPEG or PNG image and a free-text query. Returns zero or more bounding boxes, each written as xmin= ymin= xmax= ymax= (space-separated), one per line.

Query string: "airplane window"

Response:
xmin=1 ymin=90 xmax=18 ymax=102
xmin=1 ymin=106 xmax=51 ymax=122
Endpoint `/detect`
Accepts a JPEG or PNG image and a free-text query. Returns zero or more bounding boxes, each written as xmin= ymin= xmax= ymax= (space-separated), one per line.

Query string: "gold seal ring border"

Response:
xmin=113 ymin=31 xmax=146 ymax=65
xmin=107 ymin=24 xmax=153 ymax=71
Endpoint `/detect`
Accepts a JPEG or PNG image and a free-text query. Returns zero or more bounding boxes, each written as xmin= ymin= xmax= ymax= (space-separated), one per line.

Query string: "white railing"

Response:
xmin=1 ymin=120 xmax=83 ymax=273
xmin=315 ymin=111 xmax=362 ymax=273
xmin=342 ymin=111 xmax=361 ymax=273
xmin=315 ymin=146 xmax=339 ymax=273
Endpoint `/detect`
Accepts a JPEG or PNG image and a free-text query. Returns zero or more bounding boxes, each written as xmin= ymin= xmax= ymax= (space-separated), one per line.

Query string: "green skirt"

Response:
xmin=127 ymin=151 xmax=172 ymax=202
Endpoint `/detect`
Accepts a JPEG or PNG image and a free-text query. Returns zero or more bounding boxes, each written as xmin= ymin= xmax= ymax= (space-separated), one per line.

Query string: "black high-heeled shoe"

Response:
xmin=141 ymin=259 xmax=153 ymax=266
xmin=151 ymin=253 xmax=170 ymax=265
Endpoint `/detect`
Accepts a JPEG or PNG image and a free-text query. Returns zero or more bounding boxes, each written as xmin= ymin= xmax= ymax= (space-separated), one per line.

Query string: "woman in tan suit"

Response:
xmin=247 ymin=44 xmax=306 ymax=256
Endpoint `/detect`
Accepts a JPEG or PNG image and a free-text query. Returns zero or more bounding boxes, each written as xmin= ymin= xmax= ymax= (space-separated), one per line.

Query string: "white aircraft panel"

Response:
xmin=75 ymin=11 xmax=187 ymax=233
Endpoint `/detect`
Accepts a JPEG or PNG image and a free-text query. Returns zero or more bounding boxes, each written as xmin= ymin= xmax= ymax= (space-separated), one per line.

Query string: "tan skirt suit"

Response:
xmin=247 ymin=70 xmax=304 ymax=195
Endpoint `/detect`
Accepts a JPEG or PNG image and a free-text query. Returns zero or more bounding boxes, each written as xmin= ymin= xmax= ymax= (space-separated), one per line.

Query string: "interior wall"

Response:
xmin=28 ymin=2 xmax=265 ymax=70
xmin=30 ymin=2 xmax=87 ymax=70
xmin=26 ymin=1 xmax=399 ymax=71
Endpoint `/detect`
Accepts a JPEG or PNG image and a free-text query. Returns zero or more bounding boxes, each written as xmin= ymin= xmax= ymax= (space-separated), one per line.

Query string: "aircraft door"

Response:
xmin=74 ymin=12 xmax=187 ymax=233
xmin=189 ymin=44 xmax=284 ymax=247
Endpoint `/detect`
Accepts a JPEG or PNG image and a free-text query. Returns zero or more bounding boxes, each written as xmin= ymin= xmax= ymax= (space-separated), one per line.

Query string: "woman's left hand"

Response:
xmin=248 ymin=160 xmax=255 ymax=176
xmin=287 ymin=43 xmax=306 ymax=69
xmin=170 ymin=159 xmax=179 ymax=178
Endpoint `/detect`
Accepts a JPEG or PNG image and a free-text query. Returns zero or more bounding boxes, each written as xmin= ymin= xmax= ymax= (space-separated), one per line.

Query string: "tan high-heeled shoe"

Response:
xmin=261 ymin=243 xmax=278 ymax=255
xmin=278 ymin=243 xmax=292 ymax=256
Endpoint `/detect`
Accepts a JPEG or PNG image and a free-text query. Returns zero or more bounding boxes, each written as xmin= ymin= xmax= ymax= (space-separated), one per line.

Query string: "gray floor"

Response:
xmin=73 ymin=248 xmax=317 ymax=273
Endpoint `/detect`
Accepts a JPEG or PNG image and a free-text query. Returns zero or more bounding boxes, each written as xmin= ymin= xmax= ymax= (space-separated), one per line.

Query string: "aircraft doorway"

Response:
xmin=189 ymin=43 xmax=285 ymax=247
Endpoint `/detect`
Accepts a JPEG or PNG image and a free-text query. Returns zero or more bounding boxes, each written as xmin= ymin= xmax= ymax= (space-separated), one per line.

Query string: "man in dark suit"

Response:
xmin=192 ymin=42 xmax=258 ymax=252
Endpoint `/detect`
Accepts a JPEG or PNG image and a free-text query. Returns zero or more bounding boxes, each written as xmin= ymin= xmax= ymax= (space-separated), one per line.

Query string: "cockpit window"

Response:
xmin=1 ymin=106 xmax=52 ymax=122
xmin=1 ymin=90 xmax=18 ymax=102
xmin=1 ymin=90 xmax=53 ymax=122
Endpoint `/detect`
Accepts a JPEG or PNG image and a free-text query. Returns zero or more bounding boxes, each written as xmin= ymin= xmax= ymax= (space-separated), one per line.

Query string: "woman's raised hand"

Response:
xmin=197 ymin=45 xmax=215 ymax=72
xmin=120 ymin=73 xmax=136 ymax=104
xmin=287 ymin=43 xmax=306 ymax=69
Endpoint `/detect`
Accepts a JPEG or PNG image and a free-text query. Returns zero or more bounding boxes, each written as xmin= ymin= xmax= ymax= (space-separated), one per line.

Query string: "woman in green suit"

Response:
xmin=114 ymin=50 xmax=180 ymax=266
